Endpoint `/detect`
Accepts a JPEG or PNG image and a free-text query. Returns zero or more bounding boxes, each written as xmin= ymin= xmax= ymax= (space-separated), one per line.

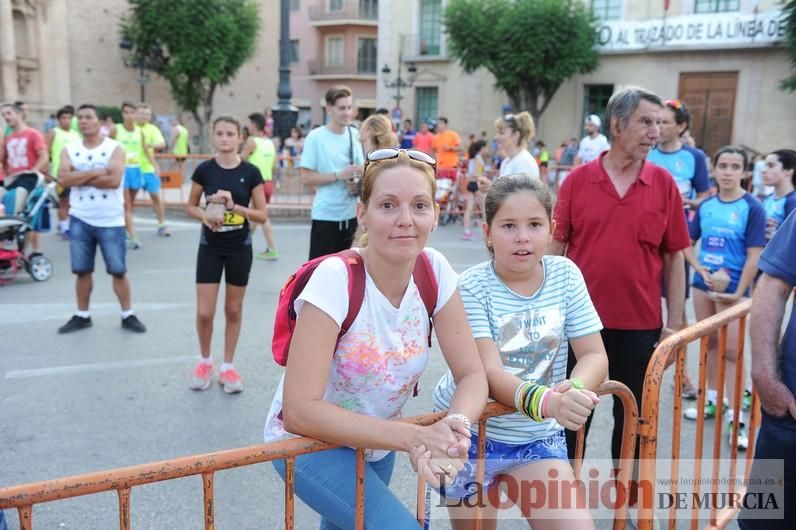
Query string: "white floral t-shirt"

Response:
xmin=264 ymin=247 xmax=458 ymax=461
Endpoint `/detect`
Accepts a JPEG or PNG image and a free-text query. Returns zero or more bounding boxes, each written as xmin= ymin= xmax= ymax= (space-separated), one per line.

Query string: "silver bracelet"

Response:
xmin=446 ymin=413 xmax=472 ymax=432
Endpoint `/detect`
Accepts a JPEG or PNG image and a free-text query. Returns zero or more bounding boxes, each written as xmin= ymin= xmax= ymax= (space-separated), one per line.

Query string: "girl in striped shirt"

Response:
xmin=428 ymin=174 xmax=608 ymax=529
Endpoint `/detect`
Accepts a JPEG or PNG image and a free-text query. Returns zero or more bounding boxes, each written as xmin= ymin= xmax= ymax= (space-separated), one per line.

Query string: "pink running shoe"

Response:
xmin=219 ymin=368 xmax=244 ymax=394
xmin=190 ymin=362 xmax=214 ymax=391
xmin=461 ymin=230 xmax=475 ymax=241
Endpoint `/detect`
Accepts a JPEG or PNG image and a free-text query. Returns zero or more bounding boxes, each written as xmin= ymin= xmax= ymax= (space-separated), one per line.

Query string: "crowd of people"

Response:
xmin=2 ymin=82 xmax=794 ymax=529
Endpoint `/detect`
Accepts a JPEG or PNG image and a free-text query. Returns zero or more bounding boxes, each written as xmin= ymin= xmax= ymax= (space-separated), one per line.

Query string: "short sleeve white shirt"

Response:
xmin=264 ymin=247 xmax=458 ymax=461
xmin=499 ymin=149 xmax=539 ymax=179
xmin=577 ymin=134 xmax=610 ymax=164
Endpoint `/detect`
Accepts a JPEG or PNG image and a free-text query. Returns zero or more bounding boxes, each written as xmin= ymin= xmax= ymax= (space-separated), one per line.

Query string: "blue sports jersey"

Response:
xmin=762 ymin=191 xmax=796 ymax=241
xmin=689 ymin=193 xmax=766 ymax=293
xmin=648 ymin=145 xmax=710 ymax=201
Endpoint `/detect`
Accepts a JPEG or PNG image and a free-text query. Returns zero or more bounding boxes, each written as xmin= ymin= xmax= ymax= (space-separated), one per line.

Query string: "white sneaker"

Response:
xmin=726 ymin=412 xmax=749 ymax=451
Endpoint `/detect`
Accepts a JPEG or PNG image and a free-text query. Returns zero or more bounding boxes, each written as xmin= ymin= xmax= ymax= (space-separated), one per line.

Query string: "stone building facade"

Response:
xmin=378 ymin=0 xmax=796 ymax=156
xmin=0 ymin=0 xmax=279 ymax=147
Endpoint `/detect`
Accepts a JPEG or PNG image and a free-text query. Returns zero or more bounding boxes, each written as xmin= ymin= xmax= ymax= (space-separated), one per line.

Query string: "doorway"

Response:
xmin=678 ymin=72 xmax=738 ymax=157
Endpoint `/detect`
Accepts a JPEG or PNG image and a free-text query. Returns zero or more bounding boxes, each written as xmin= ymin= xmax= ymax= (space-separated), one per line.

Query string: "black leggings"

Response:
xmin=196 ymin=244 xmax=253 ymax=286
xmin=565 ymin=328 xmax=660 ymax=462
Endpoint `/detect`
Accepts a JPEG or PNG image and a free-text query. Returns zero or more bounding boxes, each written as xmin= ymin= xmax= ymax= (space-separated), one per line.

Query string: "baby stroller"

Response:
xmin=0 ymin=172 xmax=58 ymax=284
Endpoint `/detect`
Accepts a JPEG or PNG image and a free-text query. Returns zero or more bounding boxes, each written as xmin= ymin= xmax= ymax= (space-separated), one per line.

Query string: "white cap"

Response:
xmin=585 ymin=114 xmax=601 ymax=128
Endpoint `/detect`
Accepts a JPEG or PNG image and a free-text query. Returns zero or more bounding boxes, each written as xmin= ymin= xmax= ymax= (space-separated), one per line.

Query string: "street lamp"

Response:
xmin=272 ymin=0 xmax=298 ymax=144
xmin=119 ymin=39 xmax=150 ymax=102
xmin=381 ymin=51 xmax=417 ymax=119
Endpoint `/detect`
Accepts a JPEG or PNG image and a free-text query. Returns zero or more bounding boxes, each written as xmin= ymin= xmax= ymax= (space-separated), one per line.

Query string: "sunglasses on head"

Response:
xmin=365 ymin=148 xmax=437 ymax=170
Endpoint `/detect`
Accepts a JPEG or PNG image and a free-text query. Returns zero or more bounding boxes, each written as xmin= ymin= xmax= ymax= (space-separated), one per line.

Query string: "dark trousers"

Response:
xmin=308 ymin=218 xmax=358 ymax=260
xmin=566 ymin=328 xmax=660 ymax=462
xmin=738 ymin=413 xmax=796 ymax=529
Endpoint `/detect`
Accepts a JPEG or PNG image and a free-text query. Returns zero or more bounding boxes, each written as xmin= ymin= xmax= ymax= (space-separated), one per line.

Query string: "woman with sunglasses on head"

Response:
xmin=682 ymin=146 xmax=766 ymax=451
xmin=186 ymin=115 xmax=268 ymax=394
xmin=264 ymin=148 xmax=488 ymax=529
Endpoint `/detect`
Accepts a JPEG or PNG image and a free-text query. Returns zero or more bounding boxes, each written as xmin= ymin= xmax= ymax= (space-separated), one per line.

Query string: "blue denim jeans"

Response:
xmin=273 ymin=447 xmax=418 ymax=530
xmin=69 ymin=216 xmax=127 ymax=276
xmin=738 ymin=412 xmax=796 ymax=530
xmin=0 ymin=509 xmax=8 ymax=530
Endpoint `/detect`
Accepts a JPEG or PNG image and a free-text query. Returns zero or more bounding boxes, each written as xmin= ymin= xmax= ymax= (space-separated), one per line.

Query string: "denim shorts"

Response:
xmin=69 ymin=216 xmax=127 ymax=275
xmin=439 ymin=430 xmax=568 ymax=501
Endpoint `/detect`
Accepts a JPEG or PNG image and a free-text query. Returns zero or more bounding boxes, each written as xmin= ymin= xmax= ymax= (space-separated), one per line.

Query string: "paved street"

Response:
xmin=1 ymin=212 xmax=740 ymax=529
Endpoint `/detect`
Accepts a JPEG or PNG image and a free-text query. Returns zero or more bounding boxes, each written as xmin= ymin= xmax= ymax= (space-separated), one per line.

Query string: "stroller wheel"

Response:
xmin=27 ymin=254 xmax=53 ymax=281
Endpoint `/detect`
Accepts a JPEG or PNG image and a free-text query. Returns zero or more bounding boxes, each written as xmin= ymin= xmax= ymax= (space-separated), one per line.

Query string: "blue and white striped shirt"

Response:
xmin=433 ymin=255 xmax=602 ymax=445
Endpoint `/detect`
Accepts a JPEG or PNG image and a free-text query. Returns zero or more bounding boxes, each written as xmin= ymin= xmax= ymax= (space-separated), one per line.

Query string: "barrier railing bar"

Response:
xmin=669 ymin=346 xmax=684 ymax=530
xmin=710 ymin=324 xmax=729 ymax=527
xmin=284 ymin=456 xmax=295 ymax=530
xmin=355 ymin=448 xmax=365 ymax=530
xmin=475 ymin=417 xmax=487 ymax=530
xmin=637 ymin=299 xmax=754 ymax=530
xmin=689 ymin=335 xmax=710 ymax=530
xmin=19 ymin=505 xmax=31 ymax=530
xmin=117 ymin=487 xmax=131 ymax=530
xmin=201 ymin=471 xmax=214 ymax=530
xmin=0 ymin=382 xmax=643 ymax=529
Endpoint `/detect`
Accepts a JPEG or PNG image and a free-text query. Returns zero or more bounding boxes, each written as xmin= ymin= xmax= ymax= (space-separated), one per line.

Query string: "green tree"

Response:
xmin=444 ymin=0 xmax=599 ymax=127
xmin=121 ymin=0 xmax=260 ymax=151
xmin=782 ymin=0 xmax=796 ymax=91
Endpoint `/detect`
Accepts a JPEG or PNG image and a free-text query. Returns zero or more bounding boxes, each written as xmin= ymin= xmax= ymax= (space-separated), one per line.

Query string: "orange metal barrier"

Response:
xmin=637 ymin=299 xmax=759 ymax=530
xmin=0 ymin=381 xmax=637 ymax=529
xmin=145 ymin=154 xmax=314 ymax=212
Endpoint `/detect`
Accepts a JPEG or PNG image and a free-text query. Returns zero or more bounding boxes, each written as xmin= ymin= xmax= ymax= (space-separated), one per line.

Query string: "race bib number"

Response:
xmin=224 ymin=211 xmax=245 ymax=226
xmin=705 ymin=235 xmax=726 ymax=251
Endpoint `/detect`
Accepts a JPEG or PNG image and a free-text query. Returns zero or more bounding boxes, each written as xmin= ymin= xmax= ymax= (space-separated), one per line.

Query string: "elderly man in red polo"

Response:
xmin=549 ymin=86 xmax=690 ymax=463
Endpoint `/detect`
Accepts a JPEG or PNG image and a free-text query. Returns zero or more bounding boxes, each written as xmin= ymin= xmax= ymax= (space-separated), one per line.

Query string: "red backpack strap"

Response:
xmin=337 ymin=249 xmax=366 ymax=339
xmin=413 ymin=250 xmax=439 ymax=347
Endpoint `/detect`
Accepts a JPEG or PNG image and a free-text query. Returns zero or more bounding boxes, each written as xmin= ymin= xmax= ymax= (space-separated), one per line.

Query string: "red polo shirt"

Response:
xmin=553 ymin=152 xmax=690 ymax=330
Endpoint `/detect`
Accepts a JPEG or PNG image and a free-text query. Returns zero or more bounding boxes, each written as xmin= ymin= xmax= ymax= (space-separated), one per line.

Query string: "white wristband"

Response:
xmin=446 ymin=413 xmax=472 ymax=432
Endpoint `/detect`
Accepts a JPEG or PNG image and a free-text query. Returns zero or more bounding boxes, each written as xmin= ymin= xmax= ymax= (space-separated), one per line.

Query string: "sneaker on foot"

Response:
xmin=157 ymin=225 xmax=171 ymax=237
xmin=461 ymin=230 xmax=474 ymax=241
xmin=742 ymin=388 xmax=753 ymax=411
xmin=256 ymin=249 xmax=279 ymax=261
xmin=58 ymin=315 xmax=92 ymax=334
xmin=219 ymin=368 xmax=244 ymax=394
xmin=126 ymin=237 xmax=142 ymax=250
xmin=727 ymin=419 xmax=749 ymax=451
xmin=684 ymin=400 xmax=716 ymax=420
xmin=190 ymin=362 xmax=214 ymax=391
xmin=121 ymin=314 xmax=147 ymax=333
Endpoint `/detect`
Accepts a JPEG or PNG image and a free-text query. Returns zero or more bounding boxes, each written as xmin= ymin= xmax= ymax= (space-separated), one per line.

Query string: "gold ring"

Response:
xmin=445 ymin=464 xmax=454 ymax=474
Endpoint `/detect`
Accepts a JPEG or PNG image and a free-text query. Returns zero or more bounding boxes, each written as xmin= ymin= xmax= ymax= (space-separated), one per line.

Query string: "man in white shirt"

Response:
xmin=56 ymin=104 xmax=146 ymax=334
xmin=575 ymin=114 xmax=610 ymax=166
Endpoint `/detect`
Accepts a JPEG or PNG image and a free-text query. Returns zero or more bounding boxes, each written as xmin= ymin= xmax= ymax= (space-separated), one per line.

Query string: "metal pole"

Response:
xmin=139 ymin=62 xmax=146 ymax=102
xmin=273 ymin=0 xmax=298 ymax=143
